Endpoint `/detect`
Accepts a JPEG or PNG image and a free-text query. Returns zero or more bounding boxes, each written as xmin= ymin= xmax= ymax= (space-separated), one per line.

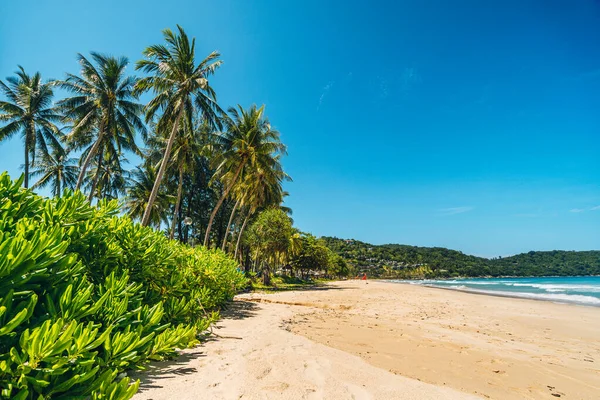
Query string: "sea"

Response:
xmin=396 ymin=276 xmax=600 ymax=307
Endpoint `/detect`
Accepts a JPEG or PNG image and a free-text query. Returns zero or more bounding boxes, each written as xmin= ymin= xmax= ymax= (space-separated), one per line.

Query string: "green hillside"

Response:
xmin=321 ymin=237 xmax=600 ymax=278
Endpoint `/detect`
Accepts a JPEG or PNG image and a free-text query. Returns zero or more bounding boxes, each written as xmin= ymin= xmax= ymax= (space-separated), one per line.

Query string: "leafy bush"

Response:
xmin=0 ymin=173 xmax=246 ymax=399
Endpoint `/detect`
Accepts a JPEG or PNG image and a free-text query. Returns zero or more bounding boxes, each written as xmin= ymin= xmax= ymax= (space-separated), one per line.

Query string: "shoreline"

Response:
xmin=381 ymin=278 xmax=600 ymax=307
xmin=420 ymin=283 xmax=600 ymax=307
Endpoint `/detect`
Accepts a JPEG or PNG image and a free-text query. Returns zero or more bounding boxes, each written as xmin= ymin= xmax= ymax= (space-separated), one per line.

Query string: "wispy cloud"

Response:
xmin=317 ymin=81 xmax=335 ymax=111
xmin=570 ymin=205 xmax=600 ymax=213
xmin=438 ymin=206 xmax=474 ymax=216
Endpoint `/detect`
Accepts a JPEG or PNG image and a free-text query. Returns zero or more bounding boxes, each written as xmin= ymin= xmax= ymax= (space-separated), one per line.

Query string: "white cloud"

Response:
xmin=569 ymin=205 xmax=600 ymax=213
xmin=317 ymin=81 xmax=335 ymax=110
xmin=438 ymin=206 xmax=473 ymax=216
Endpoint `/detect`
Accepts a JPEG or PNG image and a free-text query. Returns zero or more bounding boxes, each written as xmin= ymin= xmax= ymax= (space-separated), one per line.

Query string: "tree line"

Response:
xmin=0 ymin=27 xmax=285 ymax=265
xmin=322 ymin=237 xmax=600 ymax=278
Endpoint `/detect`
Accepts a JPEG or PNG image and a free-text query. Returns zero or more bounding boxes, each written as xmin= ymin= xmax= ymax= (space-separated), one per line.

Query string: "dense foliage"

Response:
xmin=0 ymin=25 xmax=290 ymax=264
xmin=322 ymin=237 xmax=600 ymax=278
xmin=242 ymin=222 xmax=353 ymax=283
xmin=245 ymin=208 xmax=293 ymax=285
xmin=0 ymin=173 xmax=246 ymax=399
xmin=290 ymin=234 xmax=335 ymax=278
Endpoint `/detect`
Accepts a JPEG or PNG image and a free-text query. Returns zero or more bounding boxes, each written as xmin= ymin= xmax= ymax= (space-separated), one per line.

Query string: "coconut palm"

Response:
xmin=78 ymin=114 xmax=139 ymax=202
xmin=30 ymin=143 xmax=78 ymax=197
xmin=223 ymin=158 xmax=290 ymax=252
xmin=125 ymin=165 xmax=173 ymax=228
xmin=0 ymin=67 xmax=61 ymax=188
xmin=146 ymin=116 xmax=204 ymax=239
xmin=233 ymin=160 xmax=290 ymax=259
xmin=57 ymin=53 xmax=145 ymax=193
xmin=87 ymin=150 xmax=129 ymax=200
xmin=134 ymin=25 xmax=224 ymax=227
xmin=204 ymin=104 xmax=286 ymax=247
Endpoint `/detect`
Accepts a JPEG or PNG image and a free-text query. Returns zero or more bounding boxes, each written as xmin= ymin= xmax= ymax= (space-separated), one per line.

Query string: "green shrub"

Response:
xmin=0 ymin=173 xmax=246 ymax=399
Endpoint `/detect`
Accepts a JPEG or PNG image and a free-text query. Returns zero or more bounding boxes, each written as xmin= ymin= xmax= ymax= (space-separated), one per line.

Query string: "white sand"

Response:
xmin=131 ymin=290 xmax=478 ymax=400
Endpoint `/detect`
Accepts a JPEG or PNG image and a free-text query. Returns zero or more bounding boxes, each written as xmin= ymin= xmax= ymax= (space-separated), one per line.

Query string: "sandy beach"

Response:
xmin=132 ymin=281 xmax=600 ymax=399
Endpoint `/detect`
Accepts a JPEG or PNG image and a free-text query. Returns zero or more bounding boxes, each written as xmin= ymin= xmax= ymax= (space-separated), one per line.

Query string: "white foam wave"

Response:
xmin=511 ymin=283 xmax=600 ymax=292
xmin=493 ymin=291 xmax=600 ymax=306
xmin=427 ymin=285 xmax=600 ymax=306
xmin=424 ymin=280 xmax=600 ymax=293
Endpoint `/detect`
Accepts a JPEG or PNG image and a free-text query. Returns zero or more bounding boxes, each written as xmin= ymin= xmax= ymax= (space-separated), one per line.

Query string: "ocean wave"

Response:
xmin=427 ymin=285 xmax=600 ymax=306
xmin=426 ymin=280 xmax=515 ymax=286
xmin=425 ymin=280 xmax=600 ymax=293
xmin=495 ymin=291 xmax=600 ymax=306
xmin=510 ymin=283 xmax=600 ymax=293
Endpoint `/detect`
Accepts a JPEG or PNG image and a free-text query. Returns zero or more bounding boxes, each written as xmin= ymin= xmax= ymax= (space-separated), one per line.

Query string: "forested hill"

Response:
xmin=321 ymin=237 xmax=600 ymax=278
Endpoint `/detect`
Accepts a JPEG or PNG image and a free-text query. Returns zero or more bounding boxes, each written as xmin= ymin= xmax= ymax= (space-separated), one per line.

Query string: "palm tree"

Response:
xmin=204 ymin=104 xmax=286 ymax=247
xmin=30 ymin=143 xmax=78 ymax=197
xmin=233 ymin=160 xmax=290 ymax=259
xmin=146 ymin=116 xmax=204 ymax=239
xmin=125 ymin=165 xmax=172 ymax=228
xmin=57 ymin=53 xmax=145 ymax=193
xmin=221 ymin=185 xmax=243 ymax=251
xmin=87 ymin=150 xmax=129 ymax=200
xmin=134 ymin=25 xmax=224 ymax=227
xmin=78 ymin=115 xmax=139 ymax=202
xmin=0 ymin=66 xmax=61 ymax=188
xmin=169 ymin=120 xmax=205 ymax=239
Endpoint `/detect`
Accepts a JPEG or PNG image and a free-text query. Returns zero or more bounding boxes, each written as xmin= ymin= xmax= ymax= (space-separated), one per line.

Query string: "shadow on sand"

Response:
xmin=129 ymin=347 xmax=206 ymax=392
xmin=130 ymin=300 xmax=261 ymax=392
xmin=129 ymin=284 xmax=354 ymax=392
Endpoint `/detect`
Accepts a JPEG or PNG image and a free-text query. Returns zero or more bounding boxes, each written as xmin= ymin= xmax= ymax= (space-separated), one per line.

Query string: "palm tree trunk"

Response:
xmin=76 ymin=130 xmax=104 ymax=191
xmin=221 ymin=198 xmax=240 ymax=251
xmin=24 ymin=121 xmax=36 ymax=188
xmin=24 ymin=143 xmax=29 ymax=188
xmin=87 ymin=148 xmax=104 ymax=203
xmin=203 ymin=160 xmax=245 ymax=247
xmin=56 ymin=170 xmax=61 ymax=198
xmin=170 ymin=166 xmax=184 ymax=240
xmin=141 ymin=106 xmax=185 ymax=227
xmin=234 ymin=213 xmax=251 ymax=259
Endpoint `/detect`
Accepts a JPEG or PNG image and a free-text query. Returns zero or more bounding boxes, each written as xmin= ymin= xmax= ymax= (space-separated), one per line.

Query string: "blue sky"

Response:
xmin=1 ymin=0 xmax=599 ymax=257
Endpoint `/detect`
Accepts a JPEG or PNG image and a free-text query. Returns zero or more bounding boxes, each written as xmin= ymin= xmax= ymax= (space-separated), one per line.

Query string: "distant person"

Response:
xmin=362 ymin=273 xmax=367 ymax=281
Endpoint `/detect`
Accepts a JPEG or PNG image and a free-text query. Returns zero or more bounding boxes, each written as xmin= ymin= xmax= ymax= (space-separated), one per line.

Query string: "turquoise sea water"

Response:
xmin=397 ymin=276 xmax=600 ymax=306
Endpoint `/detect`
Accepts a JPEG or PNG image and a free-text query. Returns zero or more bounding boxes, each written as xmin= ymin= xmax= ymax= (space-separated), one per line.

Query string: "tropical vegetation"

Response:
xmin=322 ymin=237 xmax=600 ymax=278
xmin=0 ymin=25 xmax=296 ymax=268
xmin=0 ymin=173 xmax=245 ymax=399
